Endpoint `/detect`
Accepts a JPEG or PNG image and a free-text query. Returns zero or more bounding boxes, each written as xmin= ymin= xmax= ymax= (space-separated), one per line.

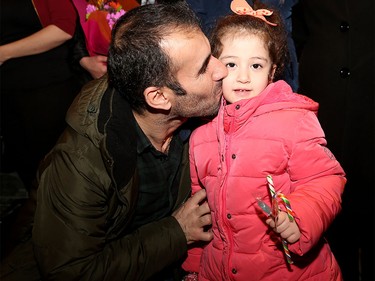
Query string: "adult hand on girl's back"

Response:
xmin=173 ymin=189 xmax=213 ymax=244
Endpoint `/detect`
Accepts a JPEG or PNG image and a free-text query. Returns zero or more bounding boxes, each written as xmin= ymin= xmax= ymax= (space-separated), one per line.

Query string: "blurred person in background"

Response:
xmin=0 ymin=0 xmax=81 ymax=191
xmin=292 ymin=0 xmax=374 ymax=280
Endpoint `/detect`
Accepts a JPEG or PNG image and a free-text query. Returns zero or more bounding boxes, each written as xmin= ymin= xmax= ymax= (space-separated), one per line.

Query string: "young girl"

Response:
xmin=182 ymin=0 xmax=346 ymax=280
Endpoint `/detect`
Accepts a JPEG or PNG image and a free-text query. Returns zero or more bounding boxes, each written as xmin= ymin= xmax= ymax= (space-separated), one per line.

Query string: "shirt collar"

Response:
xmin=135 ymin=121 xmax=153 ymax=154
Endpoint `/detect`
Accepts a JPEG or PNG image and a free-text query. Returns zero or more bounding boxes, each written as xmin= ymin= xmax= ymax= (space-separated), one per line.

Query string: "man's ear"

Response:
xmin=144 ymin=86 xmax=171 ymax=110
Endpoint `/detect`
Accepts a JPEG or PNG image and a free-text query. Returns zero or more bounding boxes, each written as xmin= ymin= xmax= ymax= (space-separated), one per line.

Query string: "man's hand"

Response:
xmin=172 ymin=189 xmax=213 ymax=244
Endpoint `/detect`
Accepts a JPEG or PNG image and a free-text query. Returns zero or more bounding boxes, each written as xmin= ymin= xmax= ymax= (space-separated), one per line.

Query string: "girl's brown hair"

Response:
xmin=209 ymin=1 xmax=289 ymax=81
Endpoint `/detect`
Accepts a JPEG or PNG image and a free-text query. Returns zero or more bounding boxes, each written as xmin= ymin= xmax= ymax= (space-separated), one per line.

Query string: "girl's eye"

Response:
xmin=252 ymin=64 xmax=262 ymax=70
xmin=226 ymin=62 xmax=236 ymax=68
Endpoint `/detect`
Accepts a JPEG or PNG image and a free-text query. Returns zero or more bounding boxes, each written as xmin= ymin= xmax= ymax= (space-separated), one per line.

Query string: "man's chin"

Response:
xmin=202 ymin=103 xmax=220 ymax=118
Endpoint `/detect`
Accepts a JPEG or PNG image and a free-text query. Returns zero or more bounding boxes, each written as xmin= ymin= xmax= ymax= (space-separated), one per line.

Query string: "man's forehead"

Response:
xmin=160 ymin=29 xmax=204 ymax=50
xmin=161 ymin=30 xmax=210 ymax=73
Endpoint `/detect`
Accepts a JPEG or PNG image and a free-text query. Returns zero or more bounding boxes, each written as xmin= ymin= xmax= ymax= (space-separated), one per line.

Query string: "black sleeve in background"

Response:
xmin=291 ymin=2 xmax=309 ymax=61
xmin=72 ymin=22 xmax=90 ymax=62
xmin=69 ymin=21 xmax=93 ymax=86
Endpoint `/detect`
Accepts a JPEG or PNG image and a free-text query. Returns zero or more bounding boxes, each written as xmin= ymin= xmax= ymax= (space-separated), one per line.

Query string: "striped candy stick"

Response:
xmin=266 ymin=175 xmax=294 ymax=265
xmin=278 ymin=193 xmax=295 ymax=222
xmin=266 ymin=175 xmax=277 ymax=198
xmin=282 ymin=239 xmax=293 ymax=264
xmin=267 ymin=175 xmax=280 ymax=226
xmin=266 ymin=175 xmax=295 ymax=221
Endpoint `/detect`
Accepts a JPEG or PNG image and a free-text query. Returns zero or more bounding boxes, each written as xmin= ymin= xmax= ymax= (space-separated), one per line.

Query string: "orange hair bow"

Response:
xmin=230 ymin=0 xmax=277 ymax=26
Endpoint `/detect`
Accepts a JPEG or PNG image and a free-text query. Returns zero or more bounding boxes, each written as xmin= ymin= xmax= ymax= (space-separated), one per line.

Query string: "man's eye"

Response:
xmin=226 ymin=62 xmax=236 ymax=68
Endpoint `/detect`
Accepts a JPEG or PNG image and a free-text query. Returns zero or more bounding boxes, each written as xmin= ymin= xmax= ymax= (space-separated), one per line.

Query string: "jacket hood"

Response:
xmin=258 ymin=80 xmax=318 ymax=114
xmin=220 ymin=80 xmax=319 ymax=134
xmin=66 ymin=75 xmax=137 ymax=193
xmin=222 ymin=80 xmax=319 ymax=118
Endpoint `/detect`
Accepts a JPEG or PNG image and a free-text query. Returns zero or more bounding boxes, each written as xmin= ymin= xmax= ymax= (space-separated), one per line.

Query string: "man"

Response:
xmin=31 ymin=2 xmax=227 ymax=281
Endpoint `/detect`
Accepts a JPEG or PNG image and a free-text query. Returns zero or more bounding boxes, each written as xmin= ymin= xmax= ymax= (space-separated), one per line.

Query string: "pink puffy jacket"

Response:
xmin=183 ymin=81 xmax=346 ymax=281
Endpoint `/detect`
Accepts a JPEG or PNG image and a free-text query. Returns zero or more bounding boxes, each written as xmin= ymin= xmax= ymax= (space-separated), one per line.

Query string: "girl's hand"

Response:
xmin=266 ymin=211 xmax=301 ymax=243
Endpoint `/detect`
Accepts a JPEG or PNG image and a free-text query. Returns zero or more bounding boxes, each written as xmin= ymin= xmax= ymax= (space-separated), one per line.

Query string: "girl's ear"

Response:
xmin=144 ymin=86 xmax=172 ymax=110
xmin=269 ymin=64 xmax=277 ymax=82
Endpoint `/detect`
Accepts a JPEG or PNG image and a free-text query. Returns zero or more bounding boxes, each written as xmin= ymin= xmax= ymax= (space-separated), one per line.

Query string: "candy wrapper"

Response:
xmin=73 ymin=0 xmax=140 ymax=56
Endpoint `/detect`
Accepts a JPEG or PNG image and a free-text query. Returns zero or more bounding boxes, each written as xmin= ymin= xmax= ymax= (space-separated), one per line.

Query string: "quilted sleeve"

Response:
xmin=285 ymin=111 xmax=346 ymax=255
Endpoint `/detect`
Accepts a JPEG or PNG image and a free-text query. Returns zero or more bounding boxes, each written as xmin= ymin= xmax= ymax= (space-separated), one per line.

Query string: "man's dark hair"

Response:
xmin=108 ymin=2 xmax=201 ymax=113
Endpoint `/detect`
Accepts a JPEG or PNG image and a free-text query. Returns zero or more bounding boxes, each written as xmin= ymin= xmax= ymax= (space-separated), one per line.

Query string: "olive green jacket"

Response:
xmin=32 ymin=76 xmax=191 ymax=280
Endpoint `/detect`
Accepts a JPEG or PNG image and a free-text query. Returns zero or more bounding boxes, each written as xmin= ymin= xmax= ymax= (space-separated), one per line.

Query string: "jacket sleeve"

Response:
xmin=284 ymin=111 xmax=346 ymax=255
xmin=32 ymin=135 xmax=187 ymax=281
xmin=69 ymin=22 xmax=93 ymax=83
xmin=181 ymin=135 xmax=204 ymax=273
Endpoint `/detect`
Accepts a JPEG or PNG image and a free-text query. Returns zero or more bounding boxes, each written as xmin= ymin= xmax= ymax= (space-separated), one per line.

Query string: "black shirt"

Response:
xmin=128 ymin=122 xmax=184 ymax=232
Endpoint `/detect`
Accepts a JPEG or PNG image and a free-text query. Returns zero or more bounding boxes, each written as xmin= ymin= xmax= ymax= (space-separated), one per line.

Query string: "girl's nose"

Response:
xmin=237 ymin=66 xmax=250 ymax=83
